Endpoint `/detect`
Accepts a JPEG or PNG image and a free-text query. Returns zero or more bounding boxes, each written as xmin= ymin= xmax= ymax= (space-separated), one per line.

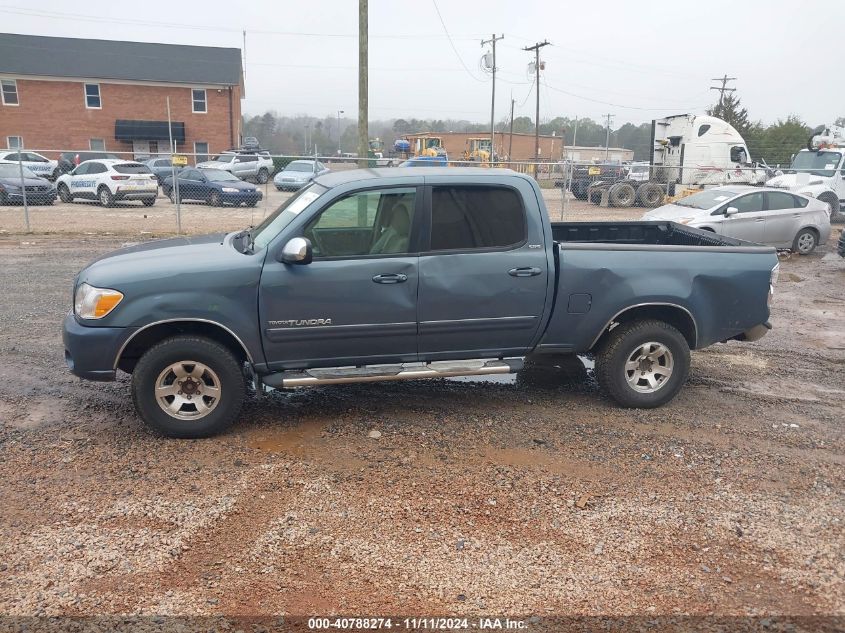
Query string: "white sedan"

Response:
xmin=642 ymin=186 xmax=831 ymax=254
xmin=0 ymin=150 xmax=59 ymax=180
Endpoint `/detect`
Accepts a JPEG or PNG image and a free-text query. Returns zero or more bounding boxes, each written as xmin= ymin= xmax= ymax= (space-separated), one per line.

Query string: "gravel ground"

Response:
xmin=0 ymin=224 xmax=843 ymax=625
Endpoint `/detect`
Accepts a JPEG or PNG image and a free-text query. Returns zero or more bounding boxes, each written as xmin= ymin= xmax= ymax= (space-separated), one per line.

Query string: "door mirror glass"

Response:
xmin=280 ymin=237 xmax=313 ymax=264
xmin=725 ymin=206 xmax=738 ymax=216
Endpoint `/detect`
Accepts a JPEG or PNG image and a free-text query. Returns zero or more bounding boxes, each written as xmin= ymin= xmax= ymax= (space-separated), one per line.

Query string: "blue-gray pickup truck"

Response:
xmin=63 ymin=168 xmax=779 ymax=437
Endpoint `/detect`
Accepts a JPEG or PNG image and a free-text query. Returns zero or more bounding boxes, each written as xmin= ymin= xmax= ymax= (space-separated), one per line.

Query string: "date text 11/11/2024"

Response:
xmin=307 ymin=617 xmax=529 ymax=630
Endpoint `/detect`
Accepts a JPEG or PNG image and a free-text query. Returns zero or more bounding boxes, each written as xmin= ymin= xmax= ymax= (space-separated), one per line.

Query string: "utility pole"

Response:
xmin=357 ymin=0 xmax=369 ymax=167
xmin=481 ymin=34 xmax=504 ymax=161
xmin=710 ymin=74 xmax=737 ymax=109
xmin=337 ymin=109 xmax=345 ymax=155
xmin=604 ymin=113 xmax=614 ymax=160
xmin=508 ymin=95 xmax=515 ymax=162
xmin=523 ymin=40 xmax=550 ymax=162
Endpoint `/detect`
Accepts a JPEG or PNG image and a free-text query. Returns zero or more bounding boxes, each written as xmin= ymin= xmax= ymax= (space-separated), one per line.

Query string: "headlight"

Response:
xmin=74 ymin=282 xmax=124 ymax=319
xmin=676 ymin=217 xmax=695 ymax=225
xmin=5 ymin=184 xmax=20 ymax=191
xmin=221 ymin=187 xmax=239 ymax=193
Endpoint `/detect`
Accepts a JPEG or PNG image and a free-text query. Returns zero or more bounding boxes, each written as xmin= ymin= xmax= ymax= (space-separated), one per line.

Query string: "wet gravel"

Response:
xmin=0 ymin=230 xmax=843 ymax=621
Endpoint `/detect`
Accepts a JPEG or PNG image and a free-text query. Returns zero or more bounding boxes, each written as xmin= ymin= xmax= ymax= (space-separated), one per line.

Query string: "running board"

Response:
xmin=262 ymin=358 xmax=524 ymax=388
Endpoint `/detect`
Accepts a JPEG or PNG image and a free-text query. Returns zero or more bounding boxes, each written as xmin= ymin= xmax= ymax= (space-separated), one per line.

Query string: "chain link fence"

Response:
xmin=1 ymin=148 xmax=841 ymax=233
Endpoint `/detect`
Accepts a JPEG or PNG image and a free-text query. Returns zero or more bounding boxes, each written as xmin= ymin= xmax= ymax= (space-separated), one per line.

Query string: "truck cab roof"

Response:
xmin=313 ymin=167 xmax=530 ymax=188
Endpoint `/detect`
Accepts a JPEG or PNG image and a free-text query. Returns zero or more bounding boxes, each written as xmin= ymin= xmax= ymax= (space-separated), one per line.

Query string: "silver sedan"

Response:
xmin=642 ymin=186 xmax=831 ymax=254
xmin=273 ymin=160 xmax=329 ymax=191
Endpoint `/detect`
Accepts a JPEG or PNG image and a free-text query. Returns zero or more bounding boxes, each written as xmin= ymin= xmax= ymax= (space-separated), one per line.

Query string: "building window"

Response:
xmin=192 ymin=89 xmax=207 ymax=113
xmin=89 ymin=138 xmax=106 ymax=151
xmin=1 ymin=79 xmax=18 ymax=106
xmin=84 ymin=83 xmax=101 ymax=109
xmin=7 ymin=136 xmax=22 ymax=149
xmin=194 ymin=141 xmax=209 ymax=163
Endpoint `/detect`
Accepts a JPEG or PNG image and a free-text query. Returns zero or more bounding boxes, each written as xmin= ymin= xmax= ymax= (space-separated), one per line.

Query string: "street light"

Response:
xmin=304 ymin=123 xmax=310 ymax=155
xmin=337 ymin=110 xmax=345 ymax=156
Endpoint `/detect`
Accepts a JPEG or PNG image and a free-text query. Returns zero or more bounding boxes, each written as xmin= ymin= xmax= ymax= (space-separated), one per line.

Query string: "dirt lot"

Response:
xmin=0 ymin=209 xmax=843 ymax=626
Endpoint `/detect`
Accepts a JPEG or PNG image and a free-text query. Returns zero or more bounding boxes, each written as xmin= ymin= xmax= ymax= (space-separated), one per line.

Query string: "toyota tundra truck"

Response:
xmin=63 ymin=168 xmax=779 ymax=438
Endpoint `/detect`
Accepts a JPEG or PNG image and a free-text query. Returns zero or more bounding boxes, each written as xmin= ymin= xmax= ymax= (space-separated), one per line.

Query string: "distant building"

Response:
xmin=0 ymin=33 xmax=243 ymax=160
xmin=404 ymin=131 xmax=633 ymax=162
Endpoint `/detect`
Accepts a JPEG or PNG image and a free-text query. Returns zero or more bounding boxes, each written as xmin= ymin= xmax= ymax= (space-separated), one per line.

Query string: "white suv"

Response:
xmin=0 ymin=150 xmax=59 ymax=180
xmin=195 ymin=151 xmax=274 ymax=183
xmin=56 ymin=159 xmax=158 ymax=207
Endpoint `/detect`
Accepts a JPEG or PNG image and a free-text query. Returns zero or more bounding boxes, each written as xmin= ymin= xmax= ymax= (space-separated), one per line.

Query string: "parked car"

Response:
xmin=55 ymin=160 xmax=157 ymax=207
xmin=143 ymin=157 xmax=184 ymax=184
xmin=0 ymin=150 xmax=60 ymax=180
xmin=642 ymin=186 xmax=830 ymax=254
xmin=838 ymin=229 xmax=845 ymax=258
xmin=161 ymin=168 xmax=262 ymax=207
xmin=273 ymin=160 xmax=330 ymax=191
xmin=57 ymin=151 xmax=120 ymax=176
xmin=62 ymin=167 xmax=778 ymax=438
xmin=0 ymin=163 xmax=57 ymax=205
xmin=399 ymin=155 xmax=449 ymax=167
xmin=195 ymin=151 xmax=273 ymax=184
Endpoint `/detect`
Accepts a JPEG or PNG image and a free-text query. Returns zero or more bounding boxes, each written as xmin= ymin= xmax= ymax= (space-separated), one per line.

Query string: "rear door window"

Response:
xmin=429 ymin=186 xmax=526 ymax=251
xmin=766 ymin=191 xmax=799 ymax=211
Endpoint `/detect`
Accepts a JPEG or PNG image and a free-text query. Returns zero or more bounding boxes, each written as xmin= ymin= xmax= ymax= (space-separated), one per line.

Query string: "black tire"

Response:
xmin=141 ymin=197 xmax=156 ymax=207
xmin=609 ymin=182 xmax=636 ymax=207
xmin=595 ymin=319 xmax=690 ymax=409
xmin=209 ymin=191 xmax=222 ymax=207
xmin=131 ymin=335 xmax=246 ymax=438
xmin=246 ymin=200 xmax=258 ymax=207
xmin=817 ymin=191 xmax=841 ymax=223
xmin=571 ymin=180 xmax=589 ymax=200
xmin=58 ymin=183 xmax=73 ymax=203
xmin=256 ymin=168 xmax=269 ymax=184
xmin=98 ymin=186 xmax=114 ymax=207
xmin=51 ymin=168 xmax=60 ymax=181
xmin=792 ymin=228 xmax=818 ymax=255
xmin=637 ymin=183 xmax=665 ymax=207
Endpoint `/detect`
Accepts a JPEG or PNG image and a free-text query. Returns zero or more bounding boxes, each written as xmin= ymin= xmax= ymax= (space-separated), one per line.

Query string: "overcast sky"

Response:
xmin=2 ymin=0 xmax=843 ymax=127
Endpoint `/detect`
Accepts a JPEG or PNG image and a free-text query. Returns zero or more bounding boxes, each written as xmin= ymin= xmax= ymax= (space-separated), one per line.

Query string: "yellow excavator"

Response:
xmin=463 ymin=137 xmax=492 ymax=162
xmin=404 ymin=135 xmax=447 ymax=158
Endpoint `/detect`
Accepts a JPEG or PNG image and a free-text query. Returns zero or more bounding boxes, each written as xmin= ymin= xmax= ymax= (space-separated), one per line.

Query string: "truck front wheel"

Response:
xmin=131 ymin=335 xmax=246 ymax=438
xmin=595 ymin=319 xmax=690 ymax=408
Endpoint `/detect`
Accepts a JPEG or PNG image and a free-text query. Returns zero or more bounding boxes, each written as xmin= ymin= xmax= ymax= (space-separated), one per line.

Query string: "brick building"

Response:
xmin=405 ymin=131 xmax=633 ymax=162
xmin=0 ymin=33 xmax=243 ymax=161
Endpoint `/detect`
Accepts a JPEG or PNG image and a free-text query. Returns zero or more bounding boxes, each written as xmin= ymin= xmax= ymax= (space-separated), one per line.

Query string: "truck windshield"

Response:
xmin=675 ymin=189 xmax=741 ymax=209
xmin=787 ymin=151 xmax=842 ymax=177
xmin=250 ymin=183 xmax=327 ymax=251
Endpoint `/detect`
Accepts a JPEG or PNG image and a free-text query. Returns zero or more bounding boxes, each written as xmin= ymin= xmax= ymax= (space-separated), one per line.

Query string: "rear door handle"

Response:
xmin=372 ymin=273 xmax=408 ymax=284
xmin=508 ymin=267 xmax=542 ymax=277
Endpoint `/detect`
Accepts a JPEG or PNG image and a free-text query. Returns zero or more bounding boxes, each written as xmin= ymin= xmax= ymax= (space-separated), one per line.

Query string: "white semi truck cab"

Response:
xmin=766 ymin=125 xmax=845 ymax=217
xmin=652 ymin=114 xmax=764 ymax=187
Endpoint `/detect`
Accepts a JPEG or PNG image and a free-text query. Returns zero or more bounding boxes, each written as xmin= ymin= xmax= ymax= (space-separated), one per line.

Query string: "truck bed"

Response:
xmin=551 ymin=221 xmax=743 ymax=248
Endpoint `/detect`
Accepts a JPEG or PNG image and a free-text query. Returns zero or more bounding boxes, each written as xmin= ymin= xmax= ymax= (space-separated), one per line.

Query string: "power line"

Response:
xmin=430 ymin=0 xmax=487 ymax=82
xmin=541 ymin=80 xmax=707 ymax=112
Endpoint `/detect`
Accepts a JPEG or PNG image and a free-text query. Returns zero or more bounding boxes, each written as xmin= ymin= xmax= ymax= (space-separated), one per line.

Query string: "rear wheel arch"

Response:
xmin=591 ymin=303 xmax=697 ymax=351
xmin=116 ymin=320 xmax=252 ymax=374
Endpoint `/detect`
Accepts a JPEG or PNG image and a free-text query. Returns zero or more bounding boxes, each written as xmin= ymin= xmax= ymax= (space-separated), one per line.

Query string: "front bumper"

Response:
xmin=62 ymin=312 xmax=133 ymax=381
xmin=5 ymin=190 xmax=57 ymax=204
xmin=221 ymin=190 xmax=263 ymax=205
xmin=274 ymin=180 xmax=308 ymax=190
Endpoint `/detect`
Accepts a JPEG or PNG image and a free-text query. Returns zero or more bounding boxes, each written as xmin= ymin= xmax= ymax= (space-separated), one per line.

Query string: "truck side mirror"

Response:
xmin=279 ymin=237 xmax=313 ymax=264
xmin=725 ymin=206 xmax=739 ymax=216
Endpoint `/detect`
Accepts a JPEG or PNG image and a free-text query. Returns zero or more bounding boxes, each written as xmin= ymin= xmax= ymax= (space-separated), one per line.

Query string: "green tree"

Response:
xmin=707 ymin=93 xmax=751 ymax=135
xmin=752 ymin=116 xmax=810 ymax=166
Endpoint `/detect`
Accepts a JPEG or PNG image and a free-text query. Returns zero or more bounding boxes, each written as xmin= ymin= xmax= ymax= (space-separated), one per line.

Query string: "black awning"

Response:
xmin=114 ymin=119 xmax=186 ymax=142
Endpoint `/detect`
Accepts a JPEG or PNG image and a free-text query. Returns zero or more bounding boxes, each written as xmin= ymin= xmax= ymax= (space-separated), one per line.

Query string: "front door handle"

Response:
xmin=508 ymin=267 xmax=542 ymax=277
xmin=372 ymin=273 xmax=408 ymax=284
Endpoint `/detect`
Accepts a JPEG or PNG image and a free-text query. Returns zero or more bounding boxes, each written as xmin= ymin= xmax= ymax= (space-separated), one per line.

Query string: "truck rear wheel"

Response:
xmin=595 ymin=319 xmax=690 ymax=408
xmin=609 ymin=182 xmax=636 ymax=207
xmin=817 ymin=191 xmax=841 ymax=222
xmin=131 ymin=335 xmax=246 ymax=438
xmin=637 ymin=183 xmax=665 ymax=207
